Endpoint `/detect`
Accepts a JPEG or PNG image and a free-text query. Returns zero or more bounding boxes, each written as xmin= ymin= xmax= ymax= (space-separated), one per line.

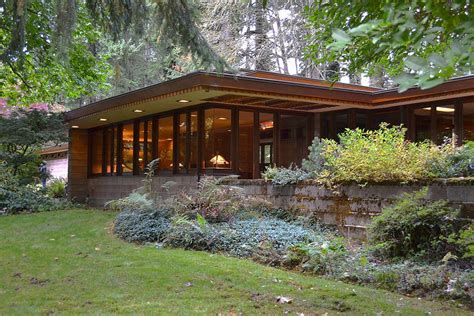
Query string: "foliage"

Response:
xmin=321 ymin=124 xmax=439 ymax=184
xmin=46 ymin=178 xmax=67 ymax=198
xmin=0 ymin=0 xmax=227 ymax=106
xmin=452 ymin=224 xmax=474 ymax=259
xmin=428 ymin=141 xmax=474 ymax=178
xmin=368 ymin=189 xmax=467 ymax=261
xmin=262 ymin=164 xmax=311 ymax=185
xmin=0 ymin=109 xmax=67 ymax=182
xmin=166 ymin=175 xmax=271 ymax=223
xmin=306 ymin=0 xmax=474 ymax=90
xmin=164 ymin=217 xmax=315 ymax=260
xmin=114 ymin=211 xmax=170 ymax=243
xmin=301 ymin=137 xmax=326 ymax=175
xmin=0 ymin=164 xmax=67 ymax=214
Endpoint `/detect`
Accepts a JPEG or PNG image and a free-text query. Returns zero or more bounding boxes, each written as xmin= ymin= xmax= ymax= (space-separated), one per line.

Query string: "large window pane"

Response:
xmin=204 ymin=108 xmax=232 ymax=169
xmin=414 ymin=107 xmax=431 ymax=142
xmin=138 ymin=121 xmax=146 ymax=173
xmin=464 ymin=102 xmax=474 ymax=141
xmin=279 ymin=115 xmax=307 ymax=167
xmin=334 ymin=113 xmax=348 ymax=138
xmin=190 ymin=111 xmax=198 ymax=169
xmin=372 ymin=109 xmax=401 ymax=129
xmin=238 ymin=111 xmax=254 ymax=178
xmin=436 ymin=105 xmax=455 ymax=143
xmin=146 ymin=121 xmax=153 ymax=165
xmin=259 ymin=113 xmax=273 ymax=173
xmin=91 ymin=129 xmax=103 ymax=175
xmin=122 ymin=123 xmax=134 ymax=173
xmin=178 ymin=114 xmax=187 ymax=171
xmin=105 ymin=127 xmax=115 ymax=174
xmin=158 ymin=116 xmax=173 ymax=171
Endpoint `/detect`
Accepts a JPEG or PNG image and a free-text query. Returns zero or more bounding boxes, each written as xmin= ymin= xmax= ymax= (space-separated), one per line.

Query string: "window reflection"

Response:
xmin=280 ymin=115 xmax=307 ymax=167
xmin=158 ymin=116 xmax=173 ymax=171
xmin=178 ymin=114 xmax=186 ymax=171
xmin=239 ymin=111 xmax=254 ymax=178
xmin=204 ymin=108 xmax=231 ymax=169
xmin=122 ymin=123 xmax=134 ymax=173
xmin=138 ymin=121 xmax=146 ymax=172
xmin=190 ymin=112 xmax=198 ymax=169
xmin=259 ymin=113 xmax=273 ymax=173
xmin=91 ymin=130 xmax=103 ymax=174
xmin=464 ymin=102 xmax=474 ymax=141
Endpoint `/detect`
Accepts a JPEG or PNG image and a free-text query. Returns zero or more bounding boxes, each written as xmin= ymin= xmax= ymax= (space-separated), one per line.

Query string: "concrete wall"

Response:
xmin=226 ymin=179 xmax=474 ymax=238
xmin=88 ymin=175 xmax=199 ymax=206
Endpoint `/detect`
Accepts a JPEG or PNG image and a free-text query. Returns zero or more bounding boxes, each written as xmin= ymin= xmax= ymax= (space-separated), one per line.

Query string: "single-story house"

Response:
xmin=38 ymin=144 xmax=69 ymax=180
xmin=65 ymin=70 xmax=474 ymax=205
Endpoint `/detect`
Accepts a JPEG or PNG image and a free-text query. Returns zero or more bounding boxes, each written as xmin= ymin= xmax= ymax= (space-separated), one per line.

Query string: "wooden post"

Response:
xmin=132 ymin=121 xmax=139 ymax=175
xmin=185 ymin=112 xmax=191 ymax=173
xmin=253 ymin=111 xmax=260 ymax=179
xmin=348 ymin=109 xmax=357 ymax=130
xmin=173 ymin=114 xmax=179 ymax=174
xmin=197 ymin=108 xmax=204 ymax=178
xmin=117 ymin=124 xmax=123 ymax=175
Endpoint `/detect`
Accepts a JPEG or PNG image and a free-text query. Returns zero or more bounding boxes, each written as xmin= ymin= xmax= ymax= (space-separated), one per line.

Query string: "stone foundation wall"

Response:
xmin=226 ymin=179 xmax=474 ymax=238
xmin=87 ymin=175 xmax=199 ymax=206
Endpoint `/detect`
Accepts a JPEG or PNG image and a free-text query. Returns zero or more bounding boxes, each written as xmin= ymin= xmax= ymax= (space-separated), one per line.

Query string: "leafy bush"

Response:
xmin=0 ymin=163 xmax=67 ymax=214
xmin=368 ymin=188 xmax=467 ymax=261
xmin=164 ymin=217 xmax=315 ymax=260
xmin=166 ymin=175 xmax=271 ymax=223
xmin=428 ymin=141 xmax=474 ymax=178
xmin=46 ymin=178 xmax=66 ymax=198
xmin=262 ymin=164 xmax=311 ymax=185
xmin=302 ymin=136 xmax=326 ymax=174
xmin=321 ymin=124 xmax=439 ymax=184
xmin=114 ymin=211 xmax=170 ymax=243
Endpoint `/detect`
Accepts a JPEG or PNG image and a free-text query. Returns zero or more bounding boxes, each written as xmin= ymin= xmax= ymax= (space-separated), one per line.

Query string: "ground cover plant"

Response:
xmin=263 ymin=124 xmax=474 ymax=186
xmin=1 ymin=209 xmax=471 ymax=315
xmin=110 ymin=160 xmax=473 ymax=306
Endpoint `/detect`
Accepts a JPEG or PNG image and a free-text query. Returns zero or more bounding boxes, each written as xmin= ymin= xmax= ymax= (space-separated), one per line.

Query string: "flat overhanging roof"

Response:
xmin=65 ymin=71 xmax=474 ymax=129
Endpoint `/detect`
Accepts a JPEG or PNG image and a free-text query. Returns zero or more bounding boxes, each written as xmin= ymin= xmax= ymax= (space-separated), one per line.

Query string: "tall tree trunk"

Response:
xmin=254 ymin=0 xmax=271 ymax=70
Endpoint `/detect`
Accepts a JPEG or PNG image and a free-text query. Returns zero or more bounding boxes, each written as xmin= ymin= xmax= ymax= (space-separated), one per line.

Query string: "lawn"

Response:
xmin=0 ymin=210 xmax=469 ymax=315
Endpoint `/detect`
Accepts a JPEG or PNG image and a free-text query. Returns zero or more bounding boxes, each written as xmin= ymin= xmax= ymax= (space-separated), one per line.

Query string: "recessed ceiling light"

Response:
xmin=99 ymin=118 xmax=108 ymax=122
xmin=71 ymin=125 xmax=79 ymax=129
xmin=217 ymin=117 xmax=228 ymax=120
xmin=134 ymin=109 xmax=144 ymax=113
xmin=166 ymin=138 xmax=173 ymax=141
xmin=177 ymin=99 xmax=190 ymax=103
xmin=422 ymin=106 xmax=455 ymax=113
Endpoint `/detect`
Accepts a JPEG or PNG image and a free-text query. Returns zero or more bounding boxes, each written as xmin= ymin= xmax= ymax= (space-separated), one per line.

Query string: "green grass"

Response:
xmin=0 ymin=210 xmax=468 ymax=315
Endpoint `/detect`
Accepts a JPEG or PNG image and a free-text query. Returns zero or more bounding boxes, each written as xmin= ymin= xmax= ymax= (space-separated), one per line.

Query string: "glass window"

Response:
xmin=122 ymin=123 xmax=134 ymax=173
xmin=279 ymin=115 xmax=308 ymax=167
xmin=204 ymin=108 xmax=232 ymax=169
xmin=414 ymin=107 xmax=431 ymax=142
xmin=356 ymin=113 xmax=367 ymax=129
xmin=105 ymin=127 xmax=115 ymax=174
xmin=238 ymin=111 xmax=254 ymax=178
xmin=178 ymin=114 xmax=187 ymax=171
xmin=373 ymin=110 xmax=401 ymax=129
xmin=189 ymin=112 xmax=198 ymax=169
xmin=146 ymin=121 xmax=153 ymax=165
xmin=91 ymin=129 xmax=103 ymax=175
xmin=334 ymin=113 xmax=348 ymax=138
xmin=259 ymin=113 xmax=273 ymax=173
xmin=436 ymin=105 xmax=455 ymax=143
xmin=138 ymin=121 xmax=146 ymax=173
xmin=158 ymin=116 xmax=174 ymax=171
xmin=464 ymin=102 xmax=474 ymax=142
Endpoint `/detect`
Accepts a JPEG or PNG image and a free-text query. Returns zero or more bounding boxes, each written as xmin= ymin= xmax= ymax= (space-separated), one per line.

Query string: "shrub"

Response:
xmin=0 ymin=163 xmax=67 ymax=214
xmin=428 ymin=141 xmax=474 ymax=178
xmin=166 ymin=175 xmax=271 ymax=223
xmin=302 ymin=137 xmax=326 ymax=174
xmin=114 ymin=211 xmax=170 ymax=243
xmin=321 ymin=124 xmax=439 ymax=184
xmin=46 ymin=178 xmax=66 ymax=198
xmin=262 ymin=164 xmax=311 ymax=185
xmin=368 ymin=188 xmax=466 ymax=261
xmin=164 ymin=217 xmax=315 ymax=260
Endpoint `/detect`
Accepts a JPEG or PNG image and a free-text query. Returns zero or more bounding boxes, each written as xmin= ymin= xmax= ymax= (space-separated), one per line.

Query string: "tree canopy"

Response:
xmin=0 ymin=0 xmax=227 ymax=106
xmin=306 ymin=0 xmax=474 ymax=91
